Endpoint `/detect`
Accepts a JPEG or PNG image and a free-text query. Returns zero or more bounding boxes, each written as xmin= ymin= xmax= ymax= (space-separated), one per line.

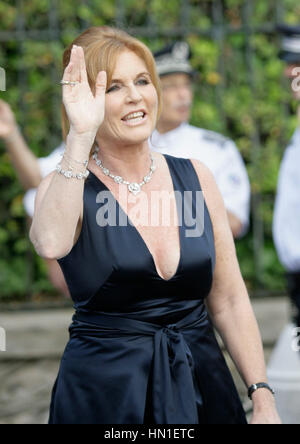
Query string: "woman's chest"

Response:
xmin=106 ymin=179 xmax=182 ymax=282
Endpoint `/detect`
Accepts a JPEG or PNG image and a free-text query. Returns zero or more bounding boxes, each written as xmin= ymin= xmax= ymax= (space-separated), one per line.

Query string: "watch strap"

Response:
xmin=248 ymin=382 xmax=275 ymax=400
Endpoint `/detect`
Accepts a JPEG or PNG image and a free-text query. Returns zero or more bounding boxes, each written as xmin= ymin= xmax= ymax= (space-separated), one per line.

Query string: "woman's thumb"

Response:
xmin=95 ymin=71 xmax=107 ymax=97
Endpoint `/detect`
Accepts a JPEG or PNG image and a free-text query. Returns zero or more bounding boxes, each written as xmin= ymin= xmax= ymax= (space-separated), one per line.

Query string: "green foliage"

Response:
xmin=0 ymin=0 xmax=299 ymax=300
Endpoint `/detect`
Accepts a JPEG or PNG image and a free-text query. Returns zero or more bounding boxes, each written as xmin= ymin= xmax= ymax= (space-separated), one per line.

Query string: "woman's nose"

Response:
xmin=126 ymin=85 xmax=142 ymax=102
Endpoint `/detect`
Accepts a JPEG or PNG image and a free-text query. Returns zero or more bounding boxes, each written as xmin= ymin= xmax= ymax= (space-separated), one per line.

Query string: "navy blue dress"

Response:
xmin=48 ymin=153 xmax=247 ymax=424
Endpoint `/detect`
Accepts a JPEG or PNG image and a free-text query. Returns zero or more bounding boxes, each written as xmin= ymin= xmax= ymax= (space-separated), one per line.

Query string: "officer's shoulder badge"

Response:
xmin=201 ymin=129 xmax=230 ymax=148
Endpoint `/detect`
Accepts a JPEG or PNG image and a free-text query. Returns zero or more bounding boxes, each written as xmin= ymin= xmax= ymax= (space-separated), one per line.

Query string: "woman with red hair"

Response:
xmin=29 ymin=26 xmax=280 ymax=424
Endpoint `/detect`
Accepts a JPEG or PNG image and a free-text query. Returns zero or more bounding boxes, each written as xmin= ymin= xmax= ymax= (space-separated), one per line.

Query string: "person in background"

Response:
xmin=0 ymin=99 xmax=69 ymax=297
xmin=150 ymin=41 xmax=251 ymax=239
xmin=273 ymin=24 xmax=300 ymax=329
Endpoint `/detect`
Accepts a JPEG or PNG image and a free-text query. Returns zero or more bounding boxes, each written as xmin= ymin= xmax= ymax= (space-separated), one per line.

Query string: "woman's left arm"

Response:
xmin=191 ymin=159 xmax=282 ymax=425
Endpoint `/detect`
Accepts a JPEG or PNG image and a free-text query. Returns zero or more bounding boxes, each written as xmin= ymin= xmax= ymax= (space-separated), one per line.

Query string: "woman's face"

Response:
xmin=97 ymin=49 xmax=158 ymax=146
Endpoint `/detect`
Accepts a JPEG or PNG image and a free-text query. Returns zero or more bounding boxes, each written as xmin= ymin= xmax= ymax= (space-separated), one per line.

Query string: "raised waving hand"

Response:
xmin=62 ymin=45 xmax=107 ymax=137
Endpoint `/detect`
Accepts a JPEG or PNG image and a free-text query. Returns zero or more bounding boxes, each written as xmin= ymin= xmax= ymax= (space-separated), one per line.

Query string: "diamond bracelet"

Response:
xmin=56 ymin=163 xmax=89 ymax=180
xmin=61 ymin=151 xmax=89 ymax=168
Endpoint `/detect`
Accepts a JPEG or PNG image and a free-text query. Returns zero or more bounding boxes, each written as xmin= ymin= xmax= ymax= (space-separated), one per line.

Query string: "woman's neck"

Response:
xmin=92 ymin=138 xmax=152 ymax=182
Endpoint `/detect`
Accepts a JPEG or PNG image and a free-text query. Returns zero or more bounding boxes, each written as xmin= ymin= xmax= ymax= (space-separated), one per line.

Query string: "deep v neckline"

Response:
xmin=88 ymin=153 xmax=183 ymax=282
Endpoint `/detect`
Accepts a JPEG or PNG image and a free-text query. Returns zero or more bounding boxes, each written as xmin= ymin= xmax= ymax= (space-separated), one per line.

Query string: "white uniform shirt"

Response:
xmin=150 ymin=123 xmax=251 ymax=237
xmin=273 ymin=128 xmax=300 ymax=272
xmin=23 ymin=142 xmax=65 ymax=218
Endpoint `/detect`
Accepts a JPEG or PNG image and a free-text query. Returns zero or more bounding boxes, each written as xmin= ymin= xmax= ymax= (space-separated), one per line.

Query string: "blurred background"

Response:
xmin=0 ymin=0 xmax=300 ymax=424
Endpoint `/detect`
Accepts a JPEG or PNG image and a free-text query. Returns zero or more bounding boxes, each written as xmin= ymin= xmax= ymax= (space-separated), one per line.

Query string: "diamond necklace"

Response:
xmin=92 ymin=145 xmax=156 ymax=195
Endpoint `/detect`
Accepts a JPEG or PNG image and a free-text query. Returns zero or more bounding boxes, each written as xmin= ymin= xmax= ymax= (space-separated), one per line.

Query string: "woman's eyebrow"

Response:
xmin=110 ymin=72 xmax=151 ymax=83
xmin=136 ymin=71 xmax=151 ymax=78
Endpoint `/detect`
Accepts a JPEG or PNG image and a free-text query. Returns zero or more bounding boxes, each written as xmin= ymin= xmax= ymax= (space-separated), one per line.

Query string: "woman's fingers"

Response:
xmin=61 ymin=62 xmax=73 ymax=103
xmin=78 ymin=46 xmax=88 ymax=84
xmin=61 ymin=46 xmax=80 ymax=86
xmin=62 ymin=61 xmax=72 ymax=83
xmin=61 ymin=46 xmax=74 ymax=85
xmin=95 ymin=71 xmax=107 ymax=98
xmin=69 ymin=46 xmax=80 ymax=83
xmin=60 ymin=44 xmax=106 ymax=133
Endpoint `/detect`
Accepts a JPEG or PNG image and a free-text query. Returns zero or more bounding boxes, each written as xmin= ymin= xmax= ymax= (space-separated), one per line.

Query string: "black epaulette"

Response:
xmin=201 ymin=129 xmax=230 ymax=148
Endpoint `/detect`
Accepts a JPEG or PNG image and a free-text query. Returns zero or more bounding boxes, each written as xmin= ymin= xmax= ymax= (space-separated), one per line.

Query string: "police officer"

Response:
xmin=273 ymin=24 xmax=300 ymax=328
xmin=150 ymin=41 xmax=251 ymax=239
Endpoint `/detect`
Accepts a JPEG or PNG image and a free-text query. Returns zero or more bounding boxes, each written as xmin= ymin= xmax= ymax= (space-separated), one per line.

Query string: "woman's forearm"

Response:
xmin=29 ymin=130 xmax=94 ymax=259
xmin=208 ymin=294 xmax=275 ymax=409
xmin=4 ymin=125 xmax=42 ymax=190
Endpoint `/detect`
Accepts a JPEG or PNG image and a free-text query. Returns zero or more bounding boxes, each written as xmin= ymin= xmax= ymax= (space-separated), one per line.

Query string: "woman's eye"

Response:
xmin=137 ymin=78 xmax=149 ymax=85
xmin=106 ymin=79 xmax=149 ymax=93
xmin=106 ymin=85 xmax=119 ymax=93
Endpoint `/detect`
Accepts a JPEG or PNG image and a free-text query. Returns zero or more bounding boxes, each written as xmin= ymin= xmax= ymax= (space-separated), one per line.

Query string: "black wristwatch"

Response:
xmin=248 ymin=382 xmax=275 ymax=400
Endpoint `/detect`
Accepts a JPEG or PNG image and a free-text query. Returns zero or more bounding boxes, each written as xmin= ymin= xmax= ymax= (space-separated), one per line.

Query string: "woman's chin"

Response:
xmin=121 ymin=127 xmax=153 ymax=144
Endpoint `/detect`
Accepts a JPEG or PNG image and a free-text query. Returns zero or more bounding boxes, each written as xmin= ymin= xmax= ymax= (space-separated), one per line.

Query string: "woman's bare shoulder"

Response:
xmin=189 ymin=158 xmax=214 ymax=184
xmin=189 ymin=158 xmax=231 ymax=235
xmin=189 ymin=159 xmax=222 ymax=206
